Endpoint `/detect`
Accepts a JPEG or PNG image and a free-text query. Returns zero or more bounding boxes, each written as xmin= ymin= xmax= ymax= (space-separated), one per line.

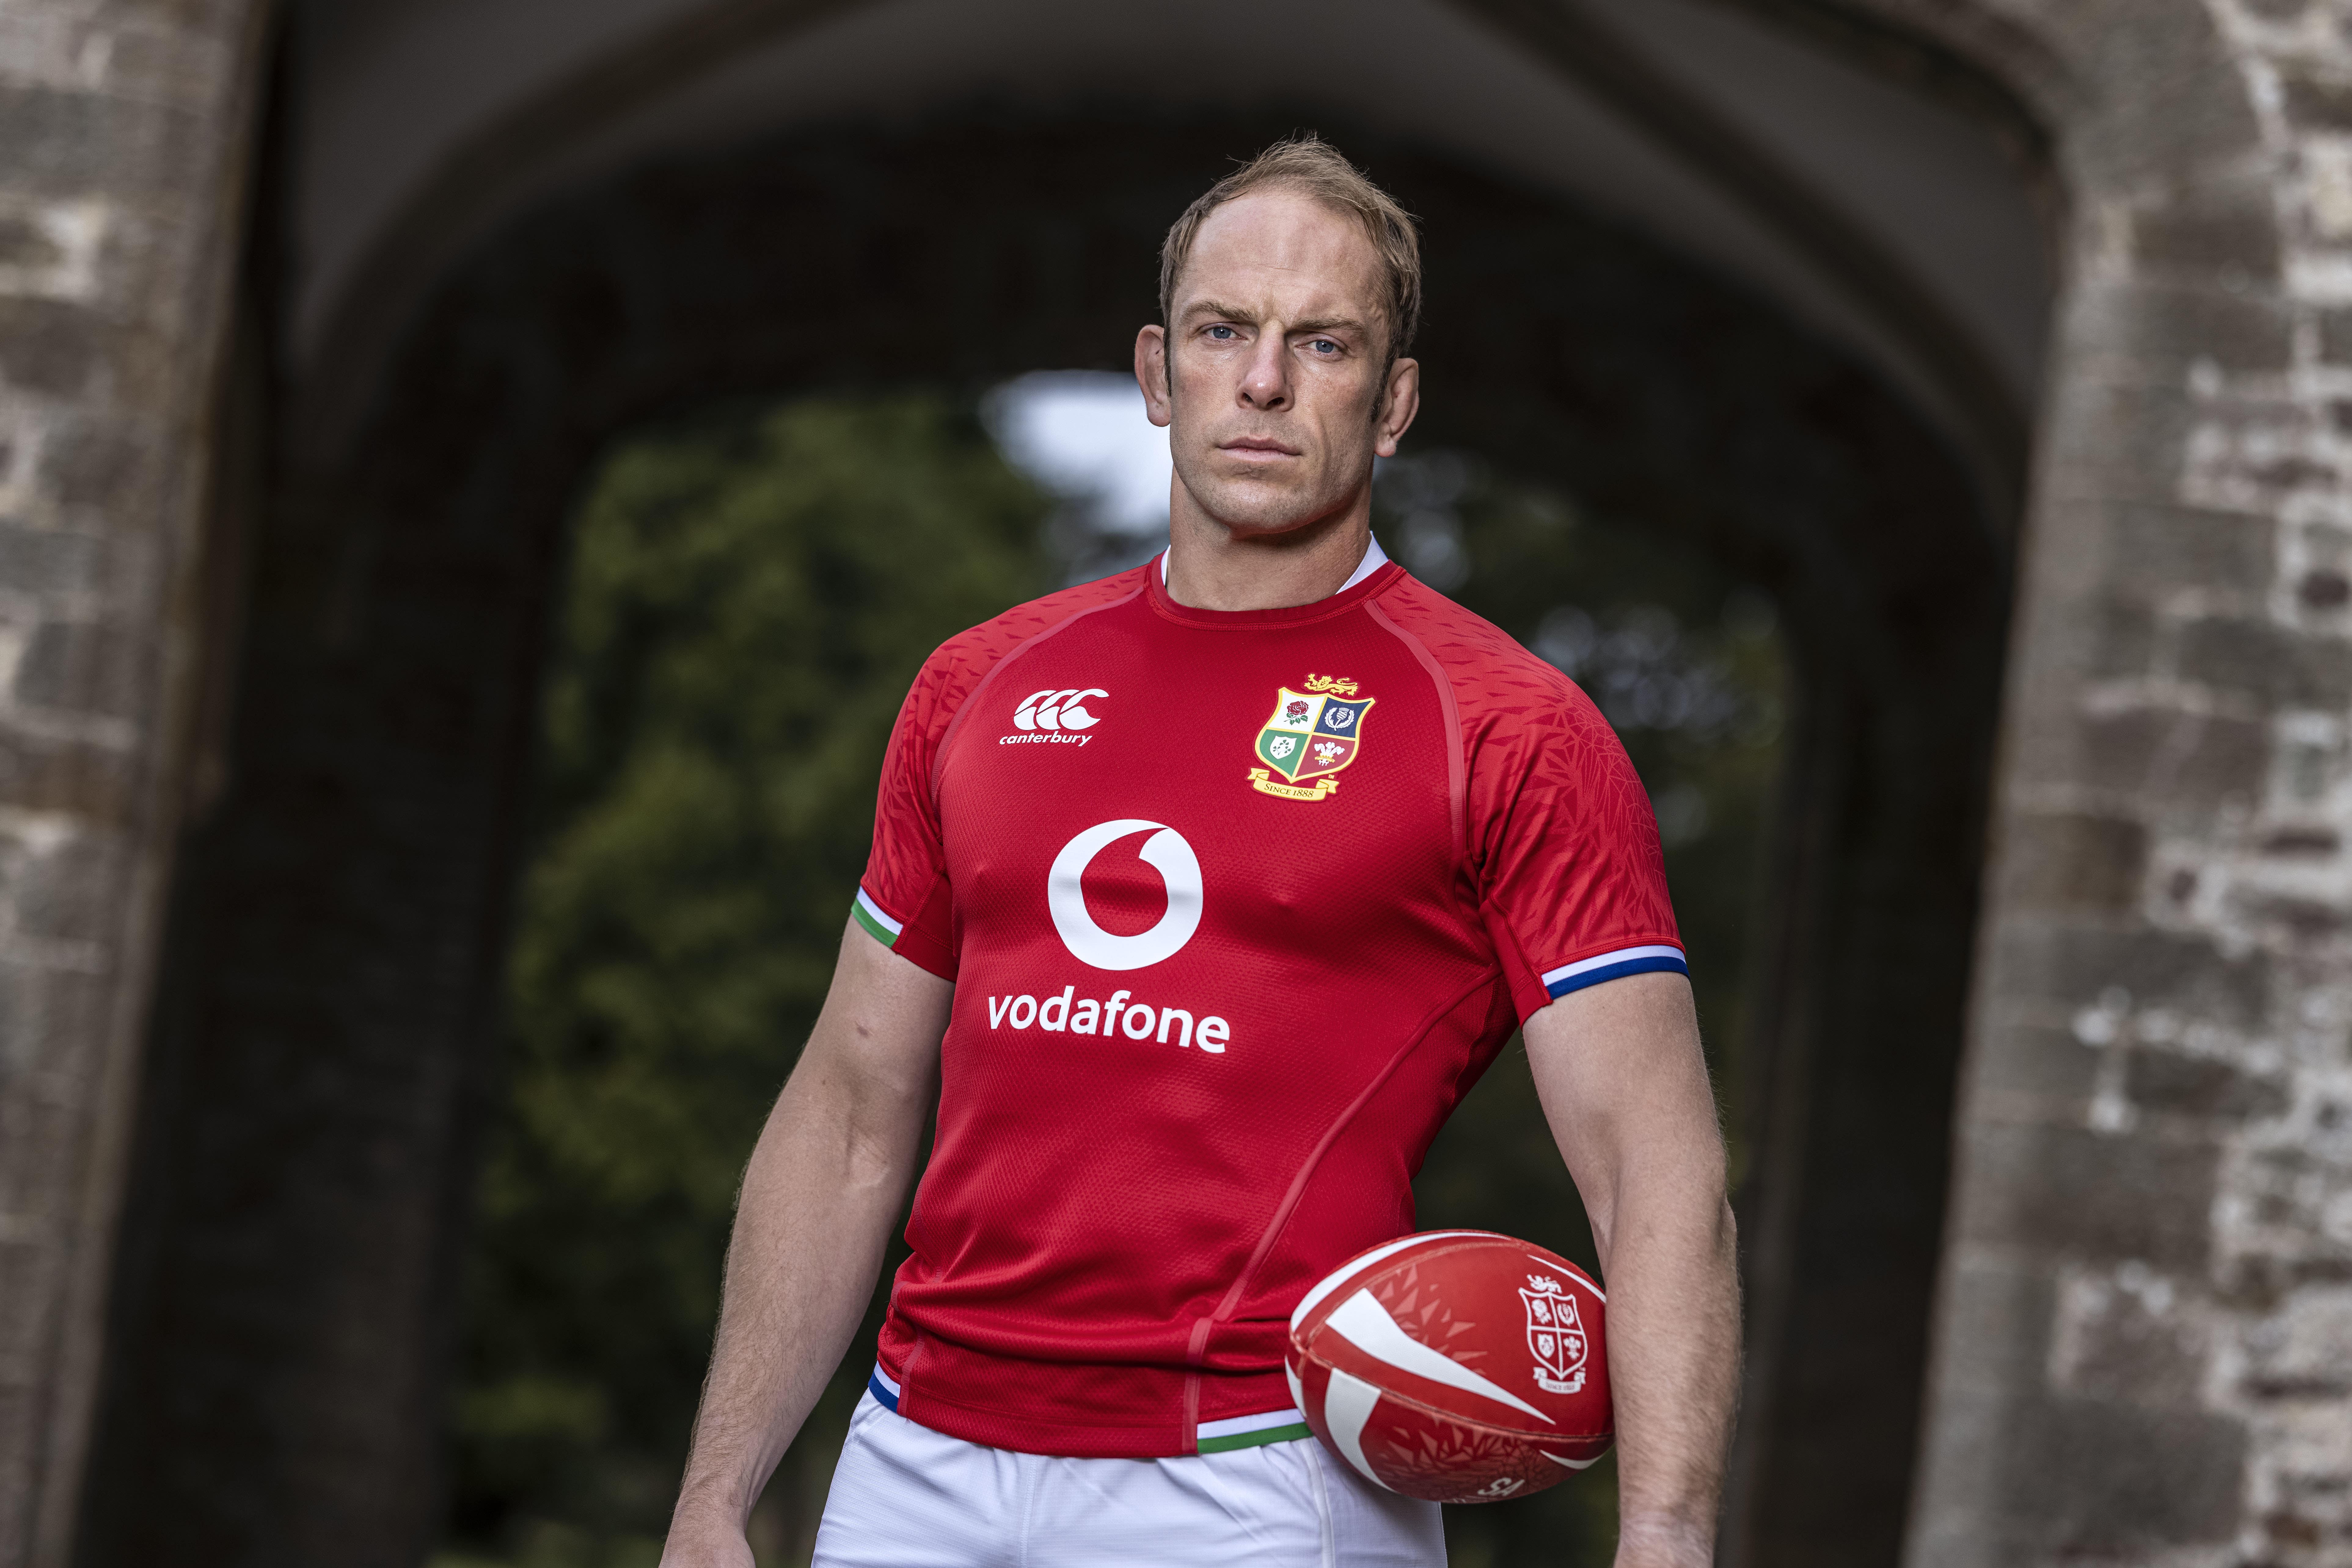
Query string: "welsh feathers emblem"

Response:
xmin=1249 ymin=678 xmax=1374 ymax=802
xmin=1520 ymin=1275 xmax=1589 ymax=1394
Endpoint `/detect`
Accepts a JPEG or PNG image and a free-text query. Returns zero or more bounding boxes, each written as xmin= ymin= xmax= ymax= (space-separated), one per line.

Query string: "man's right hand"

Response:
xmin=656 ymin=918 xmax=953 ymax=1565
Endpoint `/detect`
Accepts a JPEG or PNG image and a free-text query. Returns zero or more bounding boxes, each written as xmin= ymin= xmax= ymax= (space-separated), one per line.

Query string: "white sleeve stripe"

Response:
xmin=1196 ymin=1408 xmax=1307 ymax=1439
xmin=854 ymin=887 xmax=905 ymax=937
xmin=1541 ymin=945 xmax=1687 ymax=988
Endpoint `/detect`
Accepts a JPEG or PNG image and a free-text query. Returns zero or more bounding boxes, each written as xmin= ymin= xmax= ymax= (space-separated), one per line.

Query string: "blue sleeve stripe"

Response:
xmin=1542 ymin=945 xmax=1689 ymax=1000
xmin=867 ymin=1362 xmax=901 ymax=1412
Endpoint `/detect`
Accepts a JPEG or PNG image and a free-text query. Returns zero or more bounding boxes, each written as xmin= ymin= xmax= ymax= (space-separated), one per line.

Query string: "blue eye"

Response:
xmin=1310 ymin=339 xmax=1338 ymax=354
xmin=1208 ymin=325 xmax=1237 ymax=339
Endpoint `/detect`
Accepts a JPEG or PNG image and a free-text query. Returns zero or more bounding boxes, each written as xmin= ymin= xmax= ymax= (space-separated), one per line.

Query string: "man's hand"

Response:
xmin=1523 ymin=971 xmax=1739 ymax=1568
xmin=658 ymin=919 xmax=951 ymax=1566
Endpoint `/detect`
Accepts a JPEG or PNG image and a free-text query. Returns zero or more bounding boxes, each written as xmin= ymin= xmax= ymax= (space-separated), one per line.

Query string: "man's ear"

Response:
xmin=1374 ymin=356 xmax=1422 ymax=459
xmin=1135 ymin=326 xmax=1173 ymax=429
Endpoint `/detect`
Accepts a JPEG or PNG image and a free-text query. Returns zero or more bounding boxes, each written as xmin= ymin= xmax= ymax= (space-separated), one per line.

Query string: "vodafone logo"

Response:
xmin=1048 ymin=819 xmax=1202 ymax=970
xmin=1015 ymin=688 xmax=1105 ymax=732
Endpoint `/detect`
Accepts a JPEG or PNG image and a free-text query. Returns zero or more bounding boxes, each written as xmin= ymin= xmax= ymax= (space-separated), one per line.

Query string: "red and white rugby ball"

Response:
xmin=1286 ymin=1230 xmax=1611 ymax=1503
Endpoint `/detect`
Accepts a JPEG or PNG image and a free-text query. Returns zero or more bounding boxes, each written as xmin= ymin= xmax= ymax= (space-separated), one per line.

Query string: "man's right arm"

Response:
xmin=660 ymin=918 xmax=952 ymax=1567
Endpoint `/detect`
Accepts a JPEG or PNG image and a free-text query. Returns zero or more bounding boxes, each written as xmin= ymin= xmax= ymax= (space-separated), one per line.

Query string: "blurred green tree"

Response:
xmin=440 ymin=393 xmax=1052 ymax=1566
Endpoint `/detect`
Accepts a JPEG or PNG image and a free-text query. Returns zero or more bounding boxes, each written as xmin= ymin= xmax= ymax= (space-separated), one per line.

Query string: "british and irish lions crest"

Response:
xmin=1522 ymin=1274 xmax=1589 ymax=1394
xmin=1250 ymin=673 xmax=1375 ymax=802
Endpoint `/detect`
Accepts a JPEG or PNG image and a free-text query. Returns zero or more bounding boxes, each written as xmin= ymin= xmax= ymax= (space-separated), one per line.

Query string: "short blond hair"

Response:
xmin=1158 ymin=137 xmax=1423 ymax=364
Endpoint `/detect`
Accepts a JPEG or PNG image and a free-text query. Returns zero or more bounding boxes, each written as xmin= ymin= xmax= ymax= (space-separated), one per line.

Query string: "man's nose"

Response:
xmin=1239 ymin=333 xmax=1289 ymax=410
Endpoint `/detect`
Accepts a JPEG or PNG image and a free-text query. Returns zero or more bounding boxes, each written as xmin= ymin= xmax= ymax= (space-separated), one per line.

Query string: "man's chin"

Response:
xmin=1187 ymin=483 xmax=1342 ymax=540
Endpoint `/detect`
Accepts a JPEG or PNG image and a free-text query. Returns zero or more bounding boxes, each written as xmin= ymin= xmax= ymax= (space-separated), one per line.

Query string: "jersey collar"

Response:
xmin=1148 ymin=535 xmax=1403 ymax=629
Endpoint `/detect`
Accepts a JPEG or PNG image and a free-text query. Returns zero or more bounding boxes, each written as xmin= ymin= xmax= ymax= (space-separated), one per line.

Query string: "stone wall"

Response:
xmin=1903 ymin=0 xmax=2352 ymax=1562
xmin=0 ymin=2 xmax=264 ymax=1564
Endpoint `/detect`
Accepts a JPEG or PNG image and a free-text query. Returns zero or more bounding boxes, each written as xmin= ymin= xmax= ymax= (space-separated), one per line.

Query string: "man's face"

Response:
xmin=1143 ymin=189 xmax=1416 ymax=537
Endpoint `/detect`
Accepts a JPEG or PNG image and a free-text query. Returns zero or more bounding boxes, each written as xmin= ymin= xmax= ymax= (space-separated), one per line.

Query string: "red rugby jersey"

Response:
xmin=850 ymin=548 xmax=1683 ymax=1460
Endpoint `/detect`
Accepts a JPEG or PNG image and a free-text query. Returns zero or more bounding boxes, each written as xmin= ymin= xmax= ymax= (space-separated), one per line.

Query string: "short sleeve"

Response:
xmin=1467 ymin=682 xmax=1685 ymax=1023
xmin=854 ymin=656 xmax=959 ymax=981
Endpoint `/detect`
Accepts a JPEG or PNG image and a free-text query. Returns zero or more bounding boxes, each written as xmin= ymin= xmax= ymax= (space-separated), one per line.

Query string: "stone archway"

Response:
xmin=79 ymin=111 xmax=2007 ymax=1567
xmin=14 ymin=1 xmax=2347 ymax=1565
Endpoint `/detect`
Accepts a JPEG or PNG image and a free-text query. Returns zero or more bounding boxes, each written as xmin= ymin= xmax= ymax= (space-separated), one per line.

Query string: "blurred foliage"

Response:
xmin=438 ymin=402 xmax=1783 ymax=1568
xmin=438 ymin=394 xmax=1052 ymax=1566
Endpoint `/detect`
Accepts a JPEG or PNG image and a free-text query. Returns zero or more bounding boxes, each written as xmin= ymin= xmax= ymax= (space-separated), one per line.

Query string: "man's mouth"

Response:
xmin=1220 ymin=437 xmax=1300 ymax=457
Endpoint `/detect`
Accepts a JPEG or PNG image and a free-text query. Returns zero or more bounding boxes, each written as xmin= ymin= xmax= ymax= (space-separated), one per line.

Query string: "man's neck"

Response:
xmin=1162 ymin=506 xmax=1377 ymax=612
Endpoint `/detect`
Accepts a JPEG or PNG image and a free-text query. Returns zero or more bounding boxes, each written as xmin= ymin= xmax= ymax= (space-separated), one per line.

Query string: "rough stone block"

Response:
xmin=8 ymin=831 xmax=115 ymax=945
xmin=1994 ymin=924 xmax=2271 ymax=1025
xmin=1971 ymin=1020 xmax=2101 ymax=1108
xmin=0 ymin=208 xmax=64 ymax=273
xmin=2126 ymin=1047 xmax=2290 ymax=1121
xmin=1957 ymin=1120 xmax=2220 ymax=1270
xmin=1995 ymin=1396 xmax=2247 ymax=1553
xmin=0 ymin=1226 xmax=60 ymax=1363
xmin=2243 ymin=1288 xmax=2352 ymax=1396
xmin=2322 ymin=306 xmax=2352 ymax=367
xmin=2177 ymin=616 xmax=2352 ymax=709
xmin=0 ymin=723 xmax=135 ymax=821
xmin=2300 ymin=565 xmax=2351 ymax=609
xmin=2134 ymin=181 xmax=2283 ymax=283
xmin=2039 ymin=380 xmax=2197 ymax=507
xmin=0 ymin=520 xmax=101 ymax=597
xmin=2081 ymin=594 xmax=2158 ymax=681
xmin=0 ymin=81 xmax=205 ymax=201
xmin=1998 ymin=810 xmax=2147 ymax=913
xmin=2072 ymin=704 xmax=2266 ymax=808
xmin=1919 ymin=1251 xmax=2058 ymax=1397
xmin=0 ymin=297 xmax=104 ymax=398
xmin=2050 ymin=1270 xmax=2208 ymax=1406
xmin=0 ymin=956 xmax=105 ymax=1076
xmin=14 ymin=618 xmax=145 ymax=718
xmin=2100 ymin=502 xmax=2276 ymax=601
xmin=2281 ymin=70 xmax=2352 ymax=133
xmin=41 ymin=417 xmax=155 ymax=517
xmin=2090 ymin=279 xmax=2293 ymax=374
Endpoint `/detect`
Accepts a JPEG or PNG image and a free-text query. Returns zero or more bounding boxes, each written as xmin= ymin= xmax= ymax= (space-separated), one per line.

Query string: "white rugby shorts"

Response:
xmin=811 ymin=1387 xmax=1446 ymax=1567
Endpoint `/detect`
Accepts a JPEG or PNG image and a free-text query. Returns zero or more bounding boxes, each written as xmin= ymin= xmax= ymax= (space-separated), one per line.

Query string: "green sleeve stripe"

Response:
xmin=851 ymin=897 xmax=900 ymax=948
xmin=1196 ymin=1421 xmax=1312 ymax=1453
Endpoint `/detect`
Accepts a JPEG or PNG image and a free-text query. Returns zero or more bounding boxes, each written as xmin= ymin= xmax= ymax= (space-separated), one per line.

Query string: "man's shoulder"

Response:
xmin=1372 ymin=575 xmax=1599 ymax=731
xmin=909 ymin=565 xmax=1150 ymax=709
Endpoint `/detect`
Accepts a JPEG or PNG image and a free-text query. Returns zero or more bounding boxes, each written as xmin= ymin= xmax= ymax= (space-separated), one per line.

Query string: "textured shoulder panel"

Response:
xmin=1370 ymin=575 xmax=1615 ymax=766
xmin=1370 ymin=574 xmax=1662 ymax=906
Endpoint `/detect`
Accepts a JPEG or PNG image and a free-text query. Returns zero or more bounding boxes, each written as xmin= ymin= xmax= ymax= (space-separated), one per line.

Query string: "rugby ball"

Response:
xmin=1286 ymin=1230 xmax=1611 ymax=1503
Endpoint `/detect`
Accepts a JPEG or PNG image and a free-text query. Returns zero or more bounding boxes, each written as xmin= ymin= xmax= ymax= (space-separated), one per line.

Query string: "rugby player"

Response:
xmin=659 ymin=138 xmax=1739 ymax=1567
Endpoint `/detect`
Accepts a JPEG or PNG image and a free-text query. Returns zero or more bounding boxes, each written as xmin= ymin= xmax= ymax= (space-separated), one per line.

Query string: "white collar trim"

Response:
xmin=1160 ymin=534 xmax=1390 ymax=597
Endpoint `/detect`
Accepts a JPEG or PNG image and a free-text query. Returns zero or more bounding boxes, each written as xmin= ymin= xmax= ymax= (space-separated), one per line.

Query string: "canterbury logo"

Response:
xmin=1014 ymin=687 xmax=1107 ymax=732
xmin=1048 ymin=819 xmax=1202 ymax=970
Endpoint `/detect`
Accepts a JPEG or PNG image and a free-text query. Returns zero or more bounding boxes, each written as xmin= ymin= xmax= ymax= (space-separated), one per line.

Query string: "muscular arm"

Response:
xmin=1523 ymin=971 xmax=1739 ymax=1568
xmin=661 ymin=920 xmax=952 ymax=1567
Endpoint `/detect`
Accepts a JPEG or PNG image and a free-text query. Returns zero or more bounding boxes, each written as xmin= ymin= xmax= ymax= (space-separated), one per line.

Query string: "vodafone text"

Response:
xmin=985 ymin=985 xmax=1231 ymax=1054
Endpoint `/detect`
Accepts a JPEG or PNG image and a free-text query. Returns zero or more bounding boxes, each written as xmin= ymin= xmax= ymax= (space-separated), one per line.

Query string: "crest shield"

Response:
xmin=1251 ymin=685 xmax=1376 ymax=802
xmin=1520 ymin=1275 xmax=1589 ymax=1394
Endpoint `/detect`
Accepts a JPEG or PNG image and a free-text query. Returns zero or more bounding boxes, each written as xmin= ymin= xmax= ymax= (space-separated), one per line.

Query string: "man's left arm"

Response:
xmin=1523 ymin=970 xmax=1740 ymax=1568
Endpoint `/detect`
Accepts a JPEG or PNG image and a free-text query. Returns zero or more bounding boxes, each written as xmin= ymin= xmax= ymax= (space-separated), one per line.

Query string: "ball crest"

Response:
xmin=1286 ymin=1230 xmax=1612 ymax=1503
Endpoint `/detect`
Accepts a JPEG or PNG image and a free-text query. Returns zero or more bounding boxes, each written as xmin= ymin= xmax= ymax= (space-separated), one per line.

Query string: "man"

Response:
xmin=659 ymin=138 xmax=1738 ymax=1567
